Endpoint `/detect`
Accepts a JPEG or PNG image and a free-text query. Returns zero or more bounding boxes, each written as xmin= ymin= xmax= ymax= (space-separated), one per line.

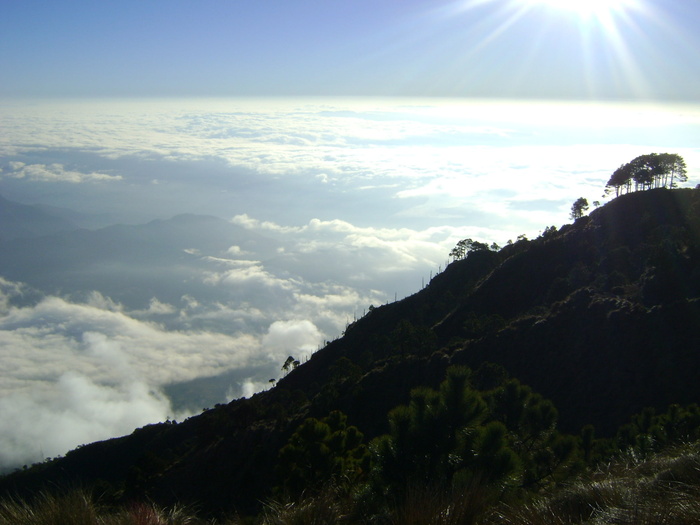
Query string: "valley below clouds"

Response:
xmin=0 ymin=96 xmax=698 ymax=471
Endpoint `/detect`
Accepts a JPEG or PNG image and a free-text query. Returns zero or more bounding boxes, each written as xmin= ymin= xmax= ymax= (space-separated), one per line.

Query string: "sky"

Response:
xmin=1 ymin=0 xmax=700 ymax=100
xmin=0 ymin=0 xmax=700 ymax=470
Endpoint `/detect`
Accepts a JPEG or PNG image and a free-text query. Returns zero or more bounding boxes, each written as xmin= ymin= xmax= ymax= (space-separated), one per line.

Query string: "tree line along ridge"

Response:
xmin=451 ymin=152 xmax=689 ymax=260
xmin=605 ymin=152 xmax=687 ymax=197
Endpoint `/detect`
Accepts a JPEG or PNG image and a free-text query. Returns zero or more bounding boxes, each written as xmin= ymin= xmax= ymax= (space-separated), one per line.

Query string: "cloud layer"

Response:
xmin=1 ymin=97 xmax=699 ymax=470
xmin=0 ymin=280 xmax=260 ymax=468
xmin=3 ymin=98 xmax=699 ymax=235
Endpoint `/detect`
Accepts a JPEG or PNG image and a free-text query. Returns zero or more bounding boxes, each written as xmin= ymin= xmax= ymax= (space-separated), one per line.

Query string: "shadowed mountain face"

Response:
xmin=2 ymin=188 xmax=700 ymax=517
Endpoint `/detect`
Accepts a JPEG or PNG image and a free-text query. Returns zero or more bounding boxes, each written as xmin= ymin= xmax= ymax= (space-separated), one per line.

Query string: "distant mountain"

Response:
xmin=0 ymin=212 xmax=276 ymax=307
xmin=0 ymin=194 xmax=79 ymax=240
xmin=2 ymin=188 xmax=700 ymax=517
xmin=31 ymin=202 xmax=121 ymax=230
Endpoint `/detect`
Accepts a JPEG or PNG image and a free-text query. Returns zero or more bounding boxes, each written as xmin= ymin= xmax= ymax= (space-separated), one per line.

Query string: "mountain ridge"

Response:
xmin=1 ymin=188 xmax=700 ymax=517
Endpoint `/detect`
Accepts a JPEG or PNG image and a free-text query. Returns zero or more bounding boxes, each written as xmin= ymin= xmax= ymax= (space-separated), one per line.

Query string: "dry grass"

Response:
xmin=259 ymin=489 xmax=350 ymax=525
xmin=388 ymin=483 xmax=496 ymax=525
xmin=0 ymin=490 xmax=100 ymax=525
xmin=0 ymin=490 xmax=211 ymax=525
xmin=486 ymin=442 xmax=700 ymax=525
xmin=2 ymin=443 xmax=700 ymax=524
xmin=109 ymin=500 xmax=208 ymax=525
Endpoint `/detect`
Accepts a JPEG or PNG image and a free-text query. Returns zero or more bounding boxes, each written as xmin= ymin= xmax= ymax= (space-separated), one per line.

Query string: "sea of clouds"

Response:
xmin=0 ymin=97 xmax=698 ymax=470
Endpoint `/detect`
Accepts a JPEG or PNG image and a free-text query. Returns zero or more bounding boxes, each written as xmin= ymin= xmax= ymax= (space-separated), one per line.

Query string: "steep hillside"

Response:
xmin=2 ymin=188 xmax=700 ymax=518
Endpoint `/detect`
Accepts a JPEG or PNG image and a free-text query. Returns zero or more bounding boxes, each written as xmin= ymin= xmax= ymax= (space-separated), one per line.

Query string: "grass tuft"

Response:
xmin=260 ymin=491 xmax=349 ymax=525
xmin=388 ymin=482 xmax=496 ymax=525
xmin=488 ymin=442 xmax=700 ymax=524
xmin=110 ymin=500 xmax=206 ymax=525
xmin=0 ymin=490 xmax=99 ymax=525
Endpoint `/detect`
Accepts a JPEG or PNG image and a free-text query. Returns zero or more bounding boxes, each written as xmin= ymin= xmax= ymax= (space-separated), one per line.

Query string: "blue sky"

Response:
xmin=2 ymin=0 xmax=699 ymax=99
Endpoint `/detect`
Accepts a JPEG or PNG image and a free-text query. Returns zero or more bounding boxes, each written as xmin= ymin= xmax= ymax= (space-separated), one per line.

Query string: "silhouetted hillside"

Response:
xmin=2 ymin=188 xmax=700 ymax=518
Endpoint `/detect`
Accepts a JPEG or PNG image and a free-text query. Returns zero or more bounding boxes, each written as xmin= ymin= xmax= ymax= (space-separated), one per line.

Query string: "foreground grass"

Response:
xmin=3 ymin=442 xmax=700 ymax=524
xmin=489 ymin=442 xmax=700 ymax=525
xmin=0 ymin=492 xmax=210 ymax=525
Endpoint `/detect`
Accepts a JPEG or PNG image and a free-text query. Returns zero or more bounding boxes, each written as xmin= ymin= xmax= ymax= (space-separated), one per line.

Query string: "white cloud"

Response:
xmin=226 ymin=245 xmax=247 ymax=256
xmin=83 ymin=291 xmax=123 ymax=312
xmin=2 ymin=162 xmax=121 ymax=183
xmin=232 ymin=214 xmax=463 ymax=281
xmin=0 ymin=296 xmax=261 ymax=391
xmin=204 ymin=263 xmax=299 ymax=292
xmin=262 ymin=319 xmax=323 ymax=362
xmin=0 ymin=371 xmax=170 ymax=468
xmin=0 ymin=291 xmax=271 ymax=469
xmin=145 ymin=297 xmax=177 ymax=315
xmin=234 ymin=378 xmax=272 ymax=401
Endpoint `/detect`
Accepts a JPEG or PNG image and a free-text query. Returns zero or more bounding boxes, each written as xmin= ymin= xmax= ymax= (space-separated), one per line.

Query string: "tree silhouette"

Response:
xmin=570 ymin=197 xmax=589 ymax=220
xmin=607 ymin=163 xmax=635 ymax=197
xmin=282 ymin=355 xmax=300 ymax=375
xmin=485 ymin=378 xmax=580 ymax=488
xmin=606 ymin=153 xmax=687 ymax=196
xmin=450 ymin=238 xmax=496 ymax=261
xmin=276 ymin=410 xmax=369 ymax=498
xmin=661 ymin=153 xmax=688 ymax=188
xmin=370 ymin=367 xmax=520 ymax=500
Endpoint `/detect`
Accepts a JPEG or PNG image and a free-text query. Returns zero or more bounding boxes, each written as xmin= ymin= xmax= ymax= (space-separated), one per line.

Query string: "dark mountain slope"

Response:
xmin=426 ymin=190 xmax=700 ymax=426
xmin=436 ymin=189 xmax=700 ymax=434
xmin=451 ymin=292 xmax=700 ymax=435
xmin=439 ymin=189 xmax=700 ymax=327
xmin=2 ymin=188 xmax=700 ymax=517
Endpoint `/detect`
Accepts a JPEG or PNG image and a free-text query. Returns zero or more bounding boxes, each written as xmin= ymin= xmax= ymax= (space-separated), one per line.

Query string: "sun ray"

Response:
xmin=438 ymin=0 xmax=657 ymax=99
